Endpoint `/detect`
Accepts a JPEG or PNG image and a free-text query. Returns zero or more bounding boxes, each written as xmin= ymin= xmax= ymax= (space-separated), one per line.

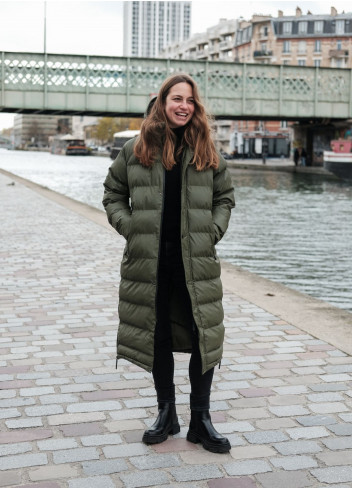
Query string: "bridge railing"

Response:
xmin=1 ymin=52 xmax=351 ymax=118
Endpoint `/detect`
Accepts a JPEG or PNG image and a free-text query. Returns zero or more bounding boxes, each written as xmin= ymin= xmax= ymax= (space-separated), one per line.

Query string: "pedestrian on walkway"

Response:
xmin=103 ymin=73 xmax=235 ymax=453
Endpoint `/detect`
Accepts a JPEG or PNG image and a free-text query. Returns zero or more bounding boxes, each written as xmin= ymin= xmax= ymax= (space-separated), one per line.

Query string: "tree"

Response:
xmin=92 ymin=118 xmax=119 ymax=145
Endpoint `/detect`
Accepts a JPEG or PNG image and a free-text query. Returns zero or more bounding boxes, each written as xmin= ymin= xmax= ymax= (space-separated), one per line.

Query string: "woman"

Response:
xmin=103 ymin=73 xmax=235 ymax=453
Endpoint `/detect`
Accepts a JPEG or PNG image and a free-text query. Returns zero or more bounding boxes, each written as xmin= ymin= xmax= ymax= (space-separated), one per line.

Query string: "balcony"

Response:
xmin=219 ymin=39 xmax=233 ymax=50
xmin=329 ymin=49 xmax=349 ymax=58
xmin=253 ymin=50 xmax=273 ymax=58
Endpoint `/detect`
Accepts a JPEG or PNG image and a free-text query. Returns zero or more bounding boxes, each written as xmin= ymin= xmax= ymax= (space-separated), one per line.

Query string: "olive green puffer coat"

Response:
xmin=103 ymin=138 xmax=235 ymax=374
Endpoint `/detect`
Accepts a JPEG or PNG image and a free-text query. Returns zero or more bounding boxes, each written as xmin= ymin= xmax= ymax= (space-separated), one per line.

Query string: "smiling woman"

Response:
xmin=103 ymin=72 xmax=235 ymax=453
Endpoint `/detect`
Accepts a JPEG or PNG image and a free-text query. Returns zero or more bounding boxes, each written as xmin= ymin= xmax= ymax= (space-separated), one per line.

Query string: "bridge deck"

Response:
xmin=1 ymin=52 xmax=352 ymax=119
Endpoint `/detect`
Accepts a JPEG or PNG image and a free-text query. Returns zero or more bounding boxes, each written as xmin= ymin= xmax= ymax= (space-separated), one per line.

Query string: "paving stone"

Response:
xmin=271 ymin=455 xmax=318 ymax=470
xmin=0 ymin=442 xmax=32 ymax=456
xmin=29 ymin=464 xmax=79 ymax=481
xmin=82 ymin=459 xmax=128 ymax=476
xmin=286 ymin=426 xmax=330 ymax=439
xmin=25 ymin=405 xmax=64 ymax=416
xmin=309 ymin=383 xmax=349 ymax=392
xmin=244 ymin=430 xmax=288 ymax=444
xmin=103 ymin=443 xmax=149 ymax=458
xmin=295 ymin=415 xmax=337 ymax=426
xmin=6 ymin=417 xmax=43 ymax=429
xmin=68 ymin=476 xmax=115 ymax=488
xmin=0 ymin=429 xmax=53 ymax=444
xmin=311 ymin=466 xmax=352 ymax=484
xmin=207 ymin=477 xmax=256 ymax=488
xmin=316 ymin=449 xmax=352 ymax=466
xmin=230 ymin=445 xmax=276 ymax=459
xmin=48 ymin=412 xmax=106 ymax=425
xmin=256 ymin=470 xmax=313 ymax=487
xmin=0 ymin=453 xmax=48 ymax=470
xmin=66 ymin=400 xmax=122 ymax=413
xmin=37 ymin=438 xmax=78 ymax=451
xmin=237 ymin=388 xmax=275 ymax=398
xmin=327 ymin=423 xmax=352 ymax=435
xmin=224 ymin=459 xmax=272 ymax=476
xmin=81 ymin=434 xmax=123 ymax=446
xmin=308 ymin=402 xmax=349 ymax=414
xmin=322 ymin=436 xmax=352 ymax=450
xmin=273 ymin=440 xmax=322 ymax=455
xmin=170 ymin=464 xmax=222 ymax=482
xmin=0 ymin=470 xmax=22 ymax=487
xmin=307 ymin=392 xmax=345 ymax=403
xmin=130 ymin=453 xmax=181 ymax=469
xmin=0 ymin=408 xmax=21 ymax=419
xmin=268 ymin=405 xmax=309 ymax=417
xmin=120 ymin=469 xmax=170 ymax=487
xmin=53 ymin=447 xmax=99 ymax=464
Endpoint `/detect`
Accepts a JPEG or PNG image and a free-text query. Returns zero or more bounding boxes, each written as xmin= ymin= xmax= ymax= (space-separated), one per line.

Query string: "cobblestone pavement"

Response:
xmin=1 ymin=172 xmax=352 ymax=488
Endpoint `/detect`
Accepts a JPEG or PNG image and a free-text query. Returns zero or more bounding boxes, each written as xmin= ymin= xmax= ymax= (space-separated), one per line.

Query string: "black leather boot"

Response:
xmin=187 ymin=410 xmax=231 ymax=453
xmin=142 ymin=402 xmax=180 ymax=444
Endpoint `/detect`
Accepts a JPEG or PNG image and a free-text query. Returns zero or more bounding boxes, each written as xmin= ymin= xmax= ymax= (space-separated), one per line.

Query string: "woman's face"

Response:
xmin=164 ymin=82 xmax=195 ymax=129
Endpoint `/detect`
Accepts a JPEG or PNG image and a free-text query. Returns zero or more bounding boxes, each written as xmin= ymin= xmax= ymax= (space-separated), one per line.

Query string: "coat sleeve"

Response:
xmin=212 ymin=155 xmax=235 ymax=244
xmin=102 ymin=145 xmax=131 ymax=240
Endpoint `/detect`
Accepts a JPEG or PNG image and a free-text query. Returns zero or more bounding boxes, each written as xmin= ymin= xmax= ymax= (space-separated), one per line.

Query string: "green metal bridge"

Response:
xmin=1 ymin=51 xmax=352 ymax=120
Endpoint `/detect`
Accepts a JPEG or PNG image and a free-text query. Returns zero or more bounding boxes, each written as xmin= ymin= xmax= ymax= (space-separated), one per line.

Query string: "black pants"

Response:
xmin=152 ymin=241 xmax=214 ymax=411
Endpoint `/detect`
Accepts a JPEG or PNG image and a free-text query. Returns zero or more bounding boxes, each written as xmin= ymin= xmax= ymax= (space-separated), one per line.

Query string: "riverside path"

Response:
xmin=1 ymin=169 xmax=352 ymax=488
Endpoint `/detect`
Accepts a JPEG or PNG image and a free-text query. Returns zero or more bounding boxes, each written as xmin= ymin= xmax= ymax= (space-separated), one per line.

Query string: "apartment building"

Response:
xmin=161 ymin=7 xmax=352 ymax=160
xmin=123 ymin=1 xmax=191 ymax=58
xmin=162 ymin=18 xmax=238 ymax=62
xmin=14 ymin=114 xmax=71 ymax=148
xmin=236 ymin=6 xmax=352 ymax=69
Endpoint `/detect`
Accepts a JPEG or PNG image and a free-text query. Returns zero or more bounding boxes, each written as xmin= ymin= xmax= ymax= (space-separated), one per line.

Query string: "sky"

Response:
xmin=0 ymin=0 xmax=351 ymax=130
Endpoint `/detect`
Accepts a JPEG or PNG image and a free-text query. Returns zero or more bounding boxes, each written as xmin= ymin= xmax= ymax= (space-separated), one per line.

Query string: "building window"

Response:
xmin=283 ymin=22 xmax=292 ymax=34
xmin=314 ymin=20 xmax=324 ymax=33
xmin=283 ymin=60 xmax=289 ymax=65
xmin=336 ymin=20 xmax=345 ymax=34
xmin=298 ymin=21 xmax=308 ymax=34
xmin=337 ymin=39 xmax=342 ymax=50
xmin=314 ymin=40 xmax=321 ymax=52
xmin=314 ymin=59 xmax=321 ymax=67
xmin=298 ymin=40 xmax=306 ymax=54
xmin=283 ymin=40 xmax=291 ymax=53
xmin=298 ymin=59 xmax=306 ymax=66
xmin=281 ymin=120 xmax=288 ymax=128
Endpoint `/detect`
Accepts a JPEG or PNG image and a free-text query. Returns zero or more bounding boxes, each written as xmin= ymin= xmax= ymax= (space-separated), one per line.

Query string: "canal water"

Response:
xmin=1 ymin=149 xmax=351 ymax=313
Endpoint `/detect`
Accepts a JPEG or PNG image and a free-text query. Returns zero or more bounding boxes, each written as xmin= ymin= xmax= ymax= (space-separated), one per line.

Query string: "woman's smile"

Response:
xmin=164 ymin=82 xmax=195 ymax=128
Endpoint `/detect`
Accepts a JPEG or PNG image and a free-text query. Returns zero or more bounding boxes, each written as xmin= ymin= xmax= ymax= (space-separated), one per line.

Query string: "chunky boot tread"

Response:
xmin=187 ymin=429 xmax=231 ymax=453
xmin=142 ymin=403 xmax=180 ymax=445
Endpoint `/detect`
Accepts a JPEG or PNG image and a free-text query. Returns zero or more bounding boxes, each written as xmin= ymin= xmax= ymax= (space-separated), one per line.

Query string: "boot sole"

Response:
xmin=187 ymin=430 xmax=231 ymax=453
xmin=142 ymin=423 xmax=180 ymax=445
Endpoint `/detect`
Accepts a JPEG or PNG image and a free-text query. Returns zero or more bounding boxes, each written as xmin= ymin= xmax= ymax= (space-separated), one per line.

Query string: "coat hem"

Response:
xmin=116 ymin=354 xmax=152 ymax=373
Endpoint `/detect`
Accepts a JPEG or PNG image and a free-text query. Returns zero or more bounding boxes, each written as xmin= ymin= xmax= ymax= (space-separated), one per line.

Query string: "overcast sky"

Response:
xmin=1 ymin=0 xmax=351 ymax=130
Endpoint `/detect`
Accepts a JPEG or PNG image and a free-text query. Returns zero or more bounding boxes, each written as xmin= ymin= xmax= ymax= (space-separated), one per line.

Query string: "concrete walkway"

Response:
xmin=1 ymin=170 xmax=352 ymax=488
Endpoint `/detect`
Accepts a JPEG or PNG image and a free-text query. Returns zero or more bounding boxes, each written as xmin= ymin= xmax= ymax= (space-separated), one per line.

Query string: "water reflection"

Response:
xmin=219 ymin=168 xmax=352 ymax=312
xmin=1 ymin=150 xmax=351 ymax=312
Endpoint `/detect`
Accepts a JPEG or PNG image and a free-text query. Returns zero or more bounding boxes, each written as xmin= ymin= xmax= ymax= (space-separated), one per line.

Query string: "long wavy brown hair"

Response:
xmin=134 ymin=73 xmax=219 ymax=171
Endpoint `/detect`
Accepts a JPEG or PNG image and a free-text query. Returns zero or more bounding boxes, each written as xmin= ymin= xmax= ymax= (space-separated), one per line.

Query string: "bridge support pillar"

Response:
xmin=293 ymin=120 xmax=350 ymax=166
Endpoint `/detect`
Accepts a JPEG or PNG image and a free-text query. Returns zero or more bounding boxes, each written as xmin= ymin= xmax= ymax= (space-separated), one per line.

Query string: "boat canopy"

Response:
xmin=113 ymin=130 xmax=140 ymax=138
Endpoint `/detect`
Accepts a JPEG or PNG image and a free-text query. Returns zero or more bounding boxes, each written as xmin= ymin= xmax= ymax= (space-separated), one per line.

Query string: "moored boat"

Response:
xmin=65 ymin=139 xmax=90 ymax=156
xmin=50 ymin=134 xmax=90 ymax=156
xmin=110 ymin=130 xmax=140 ymax=160
xmin=324 ymin=139 xmax=352 ymax=181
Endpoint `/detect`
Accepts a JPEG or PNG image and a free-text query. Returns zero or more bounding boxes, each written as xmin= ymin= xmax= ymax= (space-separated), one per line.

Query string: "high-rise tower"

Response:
xmin=123 ymin=1 xmax=191 ymax=57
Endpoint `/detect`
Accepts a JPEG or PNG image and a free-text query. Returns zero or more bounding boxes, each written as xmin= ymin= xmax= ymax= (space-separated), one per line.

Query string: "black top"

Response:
xmin=161 ymin=127 xmax=185 ymax=243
